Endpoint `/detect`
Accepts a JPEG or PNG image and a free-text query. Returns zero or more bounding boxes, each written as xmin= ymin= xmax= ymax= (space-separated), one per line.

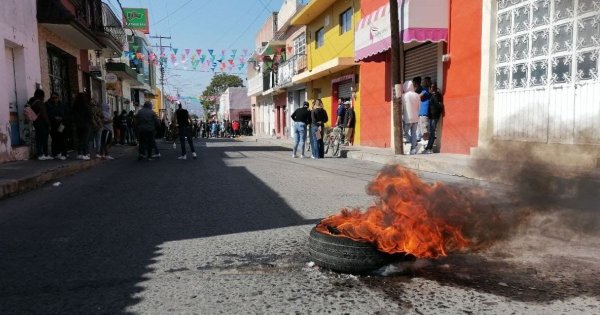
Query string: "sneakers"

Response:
xmin=292 ymin=153 xmax=298 ymax=158
xmin=55 ymin=154 xmax=67 ymax=161
xmin=104 ymin=155 xmax=115 ymax=160
xmin=151 ymin=153 xmax=161 ymax=158
xmin=422 ymin=149 xmax=433 ymax=154
xmin=178 ymin=155 xmax=187 ymax=160
xmin=38 ymin=155 xmax=53 ymax=160
xmin=300 ymin=155 xmax=305 ymax=159
xmin=82 ymin=155 xmax=91 ymax=160
xmin=192 ymin=152 xmax=197 ymax=159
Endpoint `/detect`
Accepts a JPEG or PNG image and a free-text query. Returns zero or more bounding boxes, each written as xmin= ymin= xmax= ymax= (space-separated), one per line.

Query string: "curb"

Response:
xmin=0 ymin=159 xmax=103 ymax=200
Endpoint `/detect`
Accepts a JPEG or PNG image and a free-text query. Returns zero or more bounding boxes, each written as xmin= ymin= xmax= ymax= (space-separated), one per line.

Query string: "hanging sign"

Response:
xmin=122 ymin=8 xmax=150 ymax=34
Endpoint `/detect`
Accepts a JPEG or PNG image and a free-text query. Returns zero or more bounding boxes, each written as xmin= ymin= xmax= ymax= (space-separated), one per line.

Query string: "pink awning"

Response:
xmin=355 ymin=0 xmax=449 ymax=62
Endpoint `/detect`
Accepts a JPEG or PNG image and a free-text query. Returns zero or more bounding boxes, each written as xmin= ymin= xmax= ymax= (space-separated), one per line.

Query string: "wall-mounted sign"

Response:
xmin=122 ymin=8 xmax=150 ymax=34
xmin=106 ymin=73 xmax=119 ymax=91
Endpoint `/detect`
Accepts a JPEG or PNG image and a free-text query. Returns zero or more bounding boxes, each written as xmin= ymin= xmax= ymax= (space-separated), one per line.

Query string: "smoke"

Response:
xmin=471 ymin=139 xmax=600 ymax=237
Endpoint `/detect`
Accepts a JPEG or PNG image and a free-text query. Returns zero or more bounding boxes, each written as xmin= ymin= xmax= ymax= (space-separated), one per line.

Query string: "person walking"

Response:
xmin=174 ymin=103 xmax=197 ymax=160
xmin=71 ymin=93 xmax=92 ymax=160
xmin=310 ymin=99 xmax=328 ymax=159
xmin=30 ymin=89 xmax=51 ymax=160
xmin=232 ymin=120 xmax=240 ymax=137
xmin=99 ymin=102 xmax=115 ymax=159
xmin=342 ymin=101 xmax=355 ymax=146
xmin=135 ymin=101 xmax=160 ymax=160
xmin=403 ymin=81 xmax=421 ymax=155
xmin=89 ymin=100 xmax=103 ymax=158
xmin=424 ymin=82 xmax=445 ymax=154
xmin=291 ymin=101 xmax=311 ymax=158
xmin=46 ymin=92 xmax=68 ymax=160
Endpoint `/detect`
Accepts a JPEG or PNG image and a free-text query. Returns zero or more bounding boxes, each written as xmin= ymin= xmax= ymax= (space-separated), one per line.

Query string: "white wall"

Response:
xmin=0 ymin=0 xmax=41 ymax=160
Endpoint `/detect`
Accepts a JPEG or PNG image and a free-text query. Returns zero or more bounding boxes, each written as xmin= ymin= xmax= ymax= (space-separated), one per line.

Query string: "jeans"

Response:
xmin=293 ymin=122 xmax=307 ymax=156
xmin=34 ymin=123 xmax=49 ymax=157
xmin=50 ymin=126 xmax=66 ymax=156
xmin=138 ymin=130 xmax=154 ymax=157
xmin=425 ymin=119 xmax=439 ymax=151
xmin=310 ymin=125 xmax=319 ymax=158
xmin=179 ymin=126 xmax=196 ymax=155
xmin=407 ymin=122 xmax=418 ymax=154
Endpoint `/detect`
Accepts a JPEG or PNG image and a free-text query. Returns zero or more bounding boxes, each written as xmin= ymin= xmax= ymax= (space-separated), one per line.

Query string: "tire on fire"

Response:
xmin=308 ymin=227 xmax=406 ymax=274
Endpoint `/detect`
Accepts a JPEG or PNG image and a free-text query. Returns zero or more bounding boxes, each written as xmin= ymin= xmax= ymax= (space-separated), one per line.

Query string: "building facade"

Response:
xmin=219 ymin=87 xmax=251 ymax=122
xmin=0 ymin=0 xmax=42 ymax=161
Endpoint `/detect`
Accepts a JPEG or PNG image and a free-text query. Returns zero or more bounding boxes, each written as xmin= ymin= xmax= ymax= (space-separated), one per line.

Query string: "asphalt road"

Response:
xmin=0 ymin=138 xmax=598 ymax=314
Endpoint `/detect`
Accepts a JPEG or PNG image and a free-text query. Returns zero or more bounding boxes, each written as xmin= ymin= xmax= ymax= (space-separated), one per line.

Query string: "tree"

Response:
xmin=201 ymin=74 xmax=244 ymax=118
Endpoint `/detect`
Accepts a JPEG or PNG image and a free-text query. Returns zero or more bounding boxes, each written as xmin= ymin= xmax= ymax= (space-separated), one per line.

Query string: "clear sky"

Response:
xmin=106 ymin=0 xmax=282 ymax=115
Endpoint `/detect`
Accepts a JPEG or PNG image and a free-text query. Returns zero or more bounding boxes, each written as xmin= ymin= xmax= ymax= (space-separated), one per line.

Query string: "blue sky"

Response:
xmin=106 ymin=0 xmax=281 ymax=115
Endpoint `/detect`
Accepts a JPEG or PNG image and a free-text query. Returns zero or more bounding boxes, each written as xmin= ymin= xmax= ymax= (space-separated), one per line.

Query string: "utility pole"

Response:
xmin=150 ymin=35 xmax=171 ymax=119
xmin=390 ymin=0 xmax=405 ymax=155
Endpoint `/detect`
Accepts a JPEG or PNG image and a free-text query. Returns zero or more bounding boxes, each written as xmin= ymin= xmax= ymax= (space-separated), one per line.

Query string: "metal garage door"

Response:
xmin=338 ymin=80 xmax=353 ymax=99
xmin=404 ymin=43 xmax=439 ymax=84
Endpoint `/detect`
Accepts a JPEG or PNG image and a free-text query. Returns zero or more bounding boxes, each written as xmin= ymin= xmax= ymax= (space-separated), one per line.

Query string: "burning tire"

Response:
xmin=308 ymin=227 xmax=409 ymax=274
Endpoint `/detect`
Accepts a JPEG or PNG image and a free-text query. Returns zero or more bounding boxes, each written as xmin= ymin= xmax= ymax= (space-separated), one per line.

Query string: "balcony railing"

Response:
xmin=276 ymin=54 xmax=307 ymax=88
xmin=100 ymin=2 xmax=126 ymax=48
xmin=247 ymin=74 xmax=264 ymax=96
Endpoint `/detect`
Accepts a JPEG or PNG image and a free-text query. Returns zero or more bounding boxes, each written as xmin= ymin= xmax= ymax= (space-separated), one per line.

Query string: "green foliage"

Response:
xmin=201 ymin=74 xmax=244 ymax=116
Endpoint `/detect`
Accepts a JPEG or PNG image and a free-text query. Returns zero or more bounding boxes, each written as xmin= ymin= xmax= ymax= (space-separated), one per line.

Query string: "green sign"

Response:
xmin=122 ymin=8 xmax=149 ymax=34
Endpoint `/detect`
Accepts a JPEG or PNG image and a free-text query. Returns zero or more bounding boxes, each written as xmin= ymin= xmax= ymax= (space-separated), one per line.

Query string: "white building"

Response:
xmin=219 ymin=87 xmax=251 ymax=122
xmin=0 ymin=0 xmax=42 ymax=162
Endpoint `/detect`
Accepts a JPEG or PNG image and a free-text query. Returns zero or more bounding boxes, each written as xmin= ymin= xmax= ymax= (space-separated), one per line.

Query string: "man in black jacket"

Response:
xmin=174 ymin=102 xmax=197 ymax=160
xmin=290 ymin=101 xmax=311 ymax=158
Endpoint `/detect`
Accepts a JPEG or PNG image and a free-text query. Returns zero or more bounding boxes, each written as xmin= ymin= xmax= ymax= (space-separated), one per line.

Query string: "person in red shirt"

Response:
xmin=232 ymin=120 xmax=240 ymax=137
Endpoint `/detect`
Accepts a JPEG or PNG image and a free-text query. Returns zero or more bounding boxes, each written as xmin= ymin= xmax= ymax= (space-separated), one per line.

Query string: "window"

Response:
xmin=293 ymin=33 xmax=306 ymax=55
xmin=315 ymin=27 xmax=324 ymax=48
xmin=340 ymin=8 xmax=353 ymax=34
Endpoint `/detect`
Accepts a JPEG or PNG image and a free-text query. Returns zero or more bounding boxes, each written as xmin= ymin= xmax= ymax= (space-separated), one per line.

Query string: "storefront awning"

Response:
xmin=355 ymin=0 xmax=448 ymax=62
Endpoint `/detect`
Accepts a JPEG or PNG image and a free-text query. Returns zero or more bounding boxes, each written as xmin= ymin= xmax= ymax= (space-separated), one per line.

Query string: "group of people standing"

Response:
xmin=403 ymin=76 xmax=445 ymax=155
xmin=290 ymin=99 xmax=330 ymax=159
xmin=27 ymin=89 xmax=115 ymax=161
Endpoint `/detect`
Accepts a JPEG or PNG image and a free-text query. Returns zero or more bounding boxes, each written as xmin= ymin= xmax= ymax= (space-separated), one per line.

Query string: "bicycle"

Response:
xmin=324 ymin=126 xmax=344 ymax=158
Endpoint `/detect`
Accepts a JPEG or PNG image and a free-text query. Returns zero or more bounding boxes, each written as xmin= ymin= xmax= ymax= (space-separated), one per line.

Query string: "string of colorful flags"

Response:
xmin=123 ymin=46 xmax=292 ymax=73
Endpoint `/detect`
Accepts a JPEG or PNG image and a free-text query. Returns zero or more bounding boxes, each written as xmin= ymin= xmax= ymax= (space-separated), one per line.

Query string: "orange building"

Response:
xmin=356 ymin=0 xmax=449 ymax=151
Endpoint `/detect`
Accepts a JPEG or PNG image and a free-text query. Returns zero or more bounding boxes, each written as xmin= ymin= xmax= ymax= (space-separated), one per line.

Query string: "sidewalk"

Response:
xmin=251 ymin=136 xmax=600 ymax=183
xmin=2 ymin=136 xmax=597 ymax=200
xmin=0 ymin=145 xmax=135 ymax=200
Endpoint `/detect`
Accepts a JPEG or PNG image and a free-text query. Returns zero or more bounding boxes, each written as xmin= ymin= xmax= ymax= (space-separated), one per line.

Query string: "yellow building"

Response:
xmin=291 ymin=0 xmax=361 ymax=144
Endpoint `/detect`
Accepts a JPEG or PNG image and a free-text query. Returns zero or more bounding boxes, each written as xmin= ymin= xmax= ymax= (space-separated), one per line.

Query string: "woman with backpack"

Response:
xmin=424 ymin=82 xmax=445 ymax=154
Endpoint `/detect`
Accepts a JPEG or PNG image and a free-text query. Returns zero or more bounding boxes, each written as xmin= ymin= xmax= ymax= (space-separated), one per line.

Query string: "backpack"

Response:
xmin=24 ymin=106 xmax=38 ymax=122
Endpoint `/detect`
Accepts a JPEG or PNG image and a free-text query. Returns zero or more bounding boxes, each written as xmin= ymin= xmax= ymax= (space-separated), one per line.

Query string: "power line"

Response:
xmin=152 ymin=0 xmax=194 ymax=26
xmin=226 ymin=0 xmax=275 ymax=49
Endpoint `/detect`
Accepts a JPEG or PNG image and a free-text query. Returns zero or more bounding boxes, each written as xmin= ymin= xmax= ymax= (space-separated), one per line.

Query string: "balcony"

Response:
xmin=106 ymin=61 xmax=144 ymax=86
xmin=95 ymin=3 xmax=126 ymax=55
xmin=277 ymin=0 xmax=307 ymax=32
xmin=37 ymin=0 xmax=104 ymax=49
xmin=276 ymin=54 xmax=307 ymax=88
xmin=247 ymin=74 xmax=264 ymax=97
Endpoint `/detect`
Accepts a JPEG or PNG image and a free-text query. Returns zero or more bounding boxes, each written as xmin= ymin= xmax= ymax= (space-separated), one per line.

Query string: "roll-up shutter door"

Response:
xmin=338 ymin=80 xmax=353 ymax=99
xmin=404 ymin=43 xmax=438 ymax=84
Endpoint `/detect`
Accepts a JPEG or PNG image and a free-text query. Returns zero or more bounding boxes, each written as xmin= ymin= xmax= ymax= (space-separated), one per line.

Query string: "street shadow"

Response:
xmin=0 ymin=139 xmax=319 ymax=313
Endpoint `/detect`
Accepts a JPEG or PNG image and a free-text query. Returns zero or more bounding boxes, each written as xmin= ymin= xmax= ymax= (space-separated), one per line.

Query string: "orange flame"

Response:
xmin=316 ymin=166 xmax=472 ymax=259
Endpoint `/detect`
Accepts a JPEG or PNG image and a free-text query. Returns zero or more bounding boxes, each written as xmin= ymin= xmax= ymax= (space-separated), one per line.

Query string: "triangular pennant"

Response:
xmin=287 ymin=46 xmax=293 ymax=54
xmin=277 ymin=47 xmax=283 ymax=55
xmin=228 ymin=59 xmax=234 ymax=66
xmin=230 ymin=49 xmax=237 ymax=58
xmin=208 ymin=49 xmax=214 ymax=56
xmin=221 ymin=49 xmax=226 ymax=56
xmin=172 ymin=48 xmax=179 ymax=55
xmin=199 ymin=55 xmax=206 ymax=63
xmin=243 ymin=49 xmax=248 ymax=56
xmin=196 ymin=49 xmax=202 ymax=56
xmin=131 ymin=45 xmax=139 ymax=52
xmin=185 ymin=48 xmax=190 ymax=55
